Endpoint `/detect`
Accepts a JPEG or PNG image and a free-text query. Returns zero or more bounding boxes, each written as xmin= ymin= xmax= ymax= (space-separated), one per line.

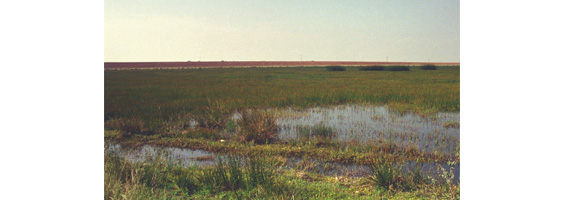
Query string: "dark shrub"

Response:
xmin=326 ymin=66 xmax=346 ymax=71
xmin=420 ymin=65 xmax=437 ymax=70
xmin=385 ymin=66 xmax=410 ymax=71
xmin=359 ymin=66 xmax=385 ymax=71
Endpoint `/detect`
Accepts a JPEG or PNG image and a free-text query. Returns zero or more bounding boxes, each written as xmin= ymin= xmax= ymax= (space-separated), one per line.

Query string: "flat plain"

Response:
xmin=105 ymin=65 xmax=460 ymax=199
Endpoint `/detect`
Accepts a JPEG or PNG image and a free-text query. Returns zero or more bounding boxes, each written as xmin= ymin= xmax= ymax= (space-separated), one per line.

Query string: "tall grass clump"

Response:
xmin=368 ymin=160 xmax=400 ymax=190
xmin=200 ymin=156 xmax=275 ymax=195
xmin=424 ymin=165 xmax=459 ymax=199
xmin=326 ymin=66 xmax=346 ymax=71
xmin=200 ymin=156 xmax=245 ymax=192
xmin=367 ymin=159 xmax=423 ymax=192
xmin=385 ymin=66 xmax=410 ymax=71
xmin=236 ymin=109 xmax=279 ymax=144
xmin=245 ymin=156 xmax=275 ymax=190
xmin=296 ymin=123 xmax=337 ymax=142
xmin=359 ymin=66 xmax=385 ymax=71
xmin=420 ymin=65 xmax=437 ymax=70
xmin=195 ymin=99 xmax=233 ymax=129
xmin=104 ymin=151 xmax=200 ymax=199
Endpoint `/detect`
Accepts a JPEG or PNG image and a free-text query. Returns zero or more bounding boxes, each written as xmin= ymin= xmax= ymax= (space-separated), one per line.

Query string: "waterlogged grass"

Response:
xmin=105 ymin=145 xmax=459 ymax=199
xmin=104 ymin=66 xmax=460 ymax=198
xmin=105 ymin=66 xmax=459 ymax=124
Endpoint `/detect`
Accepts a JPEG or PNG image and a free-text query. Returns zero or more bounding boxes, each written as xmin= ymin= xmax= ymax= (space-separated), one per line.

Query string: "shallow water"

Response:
xmin=274 ymin=105 xmax=459 ymax=153
xmin=285 ymin=157 xmax=459 ymax=183
xmin=105 ymin=143 xmax=459 ymax=183
xmin=106 ymin=143 xmax=217 ymax=167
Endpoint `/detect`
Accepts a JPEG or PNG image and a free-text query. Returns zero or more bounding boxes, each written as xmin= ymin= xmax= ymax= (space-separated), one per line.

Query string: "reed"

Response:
xmin=236 ymin=109 xmax=279 ymax=144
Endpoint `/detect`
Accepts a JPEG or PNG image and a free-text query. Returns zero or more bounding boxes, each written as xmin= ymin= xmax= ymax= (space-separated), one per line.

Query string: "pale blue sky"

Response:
xmin=105 ymin=0 xmax=459 ymax=62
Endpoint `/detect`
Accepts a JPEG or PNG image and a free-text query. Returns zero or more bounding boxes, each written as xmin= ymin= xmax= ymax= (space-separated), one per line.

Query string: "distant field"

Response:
xmin=104 ymin=61 xmax=460 ymax=69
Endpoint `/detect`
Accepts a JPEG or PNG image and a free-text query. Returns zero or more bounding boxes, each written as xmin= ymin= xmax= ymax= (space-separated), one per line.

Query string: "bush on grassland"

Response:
xmin=326 ymin=66 xmax=346 ymax=71
xmin=385 ymin=66 xmax=410 ymax=71
xmin=420 ymin=65 xmax=437 ymax=70
xmin=359 ymin=66 xmax=385 ymax=71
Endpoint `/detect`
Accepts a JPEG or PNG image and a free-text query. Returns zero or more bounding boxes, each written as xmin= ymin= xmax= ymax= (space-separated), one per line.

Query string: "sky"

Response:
xmin=104 ymin=0 xmax=459 ymax=62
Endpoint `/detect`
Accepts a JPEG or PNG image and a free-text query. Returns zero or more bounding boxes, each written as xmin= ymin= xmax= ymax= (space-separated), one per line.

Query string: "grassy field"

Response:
xmin=105 ymin=66 xmax=459 ymax=121
xmin=104 ymin=65 xmax=460 ymax=199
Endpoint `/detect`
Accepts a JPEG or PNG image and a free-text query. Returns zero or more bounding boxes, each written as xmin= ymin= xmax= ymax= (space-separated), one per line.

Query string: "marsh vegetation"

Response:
xmin=105 ymin=66 xmax=460 ymax=199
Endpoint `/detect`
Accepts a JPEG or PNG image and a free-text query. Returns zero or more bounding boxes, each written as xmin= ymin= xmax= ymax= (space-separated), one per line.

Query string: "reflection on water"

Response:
xmin=105 ymin=143 xmax=458 ymax=183
xmin=106 ymin=143 xmax=217 ymax=167
xmin=274 ymin=105 xmax=459 ymax=153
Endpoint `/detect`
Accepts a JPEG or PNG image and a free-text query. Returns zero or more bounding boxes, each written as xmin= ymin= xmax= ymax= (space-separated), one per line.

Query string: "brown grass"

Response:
xmin=236 ymin=109 xmax=279 ymax=144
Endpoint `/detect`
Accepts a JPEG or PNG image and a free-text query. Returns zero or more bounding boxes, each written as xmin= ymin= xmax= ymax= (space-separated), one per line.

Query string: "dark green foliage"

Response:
xmin=227 ymin=156 xmax=244 ymax=191
xmin=368 ymin=160 xmax=399 ymax=190
xmin=385 ymin=66 xmax=411 ymax=71
xmin=199 ymin=156 xmax=275 ymax=195
xmin=420 ymin=65 xmax=437 ymax=70
xmin=326 ymin=66 xmax=346 ymax=71
xmin=169 ymin=166 xmax=200 ymax=194
xmin=104 ymin=152 xmax=200 ymax=197
xmin=246 ymin=156 xmax=274 ymax=190
xmin=359 ymin=66 xmax=385 ymax=71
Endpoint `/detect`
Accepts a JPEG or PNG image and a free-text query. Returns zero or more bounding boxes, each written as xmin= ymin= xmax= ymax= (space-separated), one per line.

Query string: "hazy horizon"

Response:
xmin=105 ymin=0 xmax=459 ymax=62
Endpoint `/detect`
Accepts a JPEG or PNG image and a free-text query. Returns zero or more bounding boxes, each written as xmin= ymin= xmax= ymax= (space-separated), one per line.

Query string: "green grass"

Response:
xmin=105 ymin=146 xmax=459 ymax=199
xmin=105 ymin=66 xmax=459 ymax=125
xmin=104 ymin=66 xmax=460 ymax=199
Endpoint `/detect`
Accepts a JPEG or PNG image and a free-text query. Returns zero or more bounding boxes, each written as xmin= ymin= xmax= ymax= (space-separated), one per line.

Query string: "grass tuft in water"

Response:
xmin=368 ymin=159 xmax=400 ymax=190
xmin=236 ymin=109 xmax=279 ymax=144
xmin=296 ymin=123 xmax=338 ymax=142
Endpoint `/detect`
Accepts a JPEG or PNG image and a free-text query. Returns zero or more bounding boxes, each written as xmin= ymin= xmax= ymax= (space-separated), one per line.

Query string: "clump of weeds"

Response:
xmin=195 ymin=99 xmax=233 ymax=129
xmin=236 ymin=109 xmax=279 ymax=144
xmin=296 ymin=123 xmax=337 ymax=144
xmin=423 ymin=164 xmax=459 ymax=199
xmin=443 ymin=120 xmax=460 ymax=128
